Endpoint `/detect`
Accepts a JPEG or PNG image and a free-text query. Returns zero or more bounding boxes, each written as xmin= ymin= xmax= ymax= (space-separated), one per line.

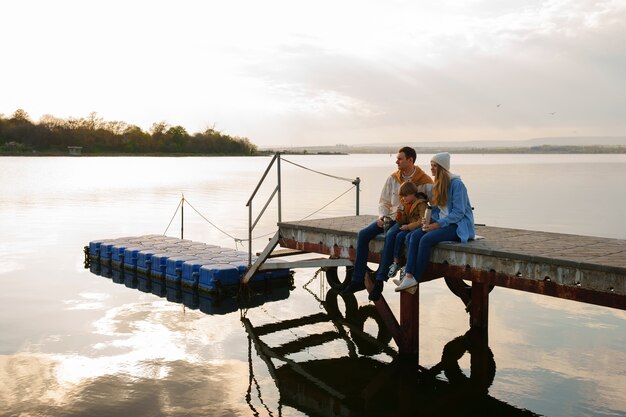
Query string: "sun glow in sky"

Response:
xmin=2 ymin=0 xmax=625 ymax=146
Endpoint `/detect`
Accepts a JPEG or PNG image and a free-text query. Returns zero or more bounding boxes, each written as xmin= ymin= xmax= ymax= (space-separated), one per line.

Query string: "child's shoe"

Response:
xmin=393 ymin=267 xmax=406 ymax=286
xmin=388 ymin=262 xmax=400 ymax=278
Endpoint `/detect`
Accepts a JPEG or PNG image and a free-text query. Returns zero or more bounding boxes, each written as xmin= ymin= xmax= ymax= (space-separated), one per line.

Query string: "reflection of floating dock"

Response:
xmin=86 ymin=235 xmax=290 ymax=293
xmin=89 ymin=261 xmax=291 ymax=315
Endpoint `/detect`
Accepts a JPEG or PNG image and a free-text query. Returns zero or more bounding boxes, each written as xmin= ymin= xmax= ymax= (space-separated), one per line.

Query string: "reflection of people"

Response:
xmin=342 ymin=147 xmax=433 ymax=299
xmin=427 ymin=328 xmax=496 ymax=392
xmin=386 ymin=182 xmax=429 ymax=287
xmin=396 ymin=152 xmax=475 ymax=291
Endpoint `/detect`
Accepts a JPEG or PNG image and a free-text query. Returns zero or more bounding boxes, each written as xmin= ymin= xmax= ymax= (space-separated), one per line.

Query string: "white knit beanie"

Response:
xmin=431 ymin=152 xmax=451 ymax=171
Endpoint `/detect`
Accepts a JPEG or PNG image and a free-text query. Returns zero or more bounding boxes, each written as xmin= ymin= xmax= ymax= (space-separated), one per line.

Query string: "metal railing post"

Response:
xmin=353 ymin=177 xmax=360 ymax=215
xmin=245 ymin=151 xmax=360 ymax=269
xmin=181 ymin=193 xmax=184 ymax=239
xmin=246 ymin=152 xmax=280 ymax=268
xmin=248 ymin=203 xmax=253 ymax=267
xmin=277 ymin=152 xmax=282 ymax=222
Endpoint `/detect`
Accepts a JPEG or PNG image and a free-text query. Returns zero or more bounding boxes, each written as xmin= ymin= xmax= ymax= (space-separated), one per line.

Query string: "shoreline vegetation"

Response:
xmin=0 ymin=109 xmax=257 ymax=156
xmin=1 ymin=109 xmax=624 ymax=156
xmin=268 ymin=145 xmax=626 ymax=155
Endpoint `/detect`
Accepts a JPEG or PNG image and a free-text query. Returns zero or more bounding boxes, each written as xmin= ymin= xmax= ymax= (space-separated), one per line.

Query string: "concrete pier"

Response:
xmin=277 ymin=215 xmax=626 ymax=354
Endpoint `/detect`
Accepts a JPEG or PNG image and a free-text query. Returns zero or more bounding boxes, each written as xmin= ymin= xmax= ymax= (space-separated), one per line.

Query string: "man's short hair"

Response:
xmin=398 ymin=146 xmax=416 ymax=163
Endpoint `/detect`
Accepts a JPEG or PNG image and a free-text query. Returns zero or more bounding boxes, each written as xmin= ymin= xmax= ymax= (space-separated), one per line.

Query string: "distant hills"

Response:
xmin=513 ymin=136 xmax=626 ymax=147
xmin=262 ymin=136 xmax=626 ymax=154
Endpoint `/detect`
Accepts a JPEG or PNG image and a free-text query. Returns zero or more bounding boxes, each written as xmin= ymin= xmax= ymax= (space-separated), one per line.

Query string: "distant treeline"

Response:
xmin=0 ymin=109 xmax=257 ymax=155
xmin=267 ymin=144 xmax=626 ymax=155
xmin=414 ymin=145 xmax=626 ymax=154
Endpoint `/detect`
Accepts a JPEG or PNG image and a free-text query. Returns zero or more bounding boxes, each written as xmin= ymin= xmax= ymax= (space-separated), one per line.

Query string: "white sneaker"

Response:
xmin=393 ymin=267 xmax=406 ymax=285
xmin=388 ymin=262 xmax=400 ymax=278
xmin=395 ymin=276 xmax=418 ymax=292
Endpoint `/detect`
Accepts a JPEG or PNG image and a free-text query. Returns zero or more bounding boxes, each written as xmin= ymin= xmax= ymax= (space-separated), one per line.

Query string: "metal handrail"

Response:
xmin=246 ymin=153 xmax=279 ymax=206
xmin=245 ymin=152 xmax=361 ymax=267
xmin=247 ymin=153 xmax=282 ymax=267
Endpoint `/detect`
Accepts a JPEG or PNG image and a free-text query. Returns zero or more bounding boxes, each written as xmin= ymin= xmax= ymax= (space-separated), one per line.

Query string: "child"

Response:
xmin=388 ymin=181 xmax=429 ymax=283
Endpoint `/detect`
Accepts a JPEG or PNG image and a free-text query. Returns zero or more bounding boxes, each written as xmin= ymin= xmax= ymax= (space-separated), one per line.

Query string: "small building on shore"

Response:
xmin=67 ymin=146 xmax=83 ymax=156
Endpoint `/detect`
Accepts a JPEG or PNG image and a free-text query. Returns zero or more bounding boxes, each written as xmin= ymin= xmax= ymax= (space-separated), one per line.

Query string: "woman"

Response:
xmin=395 ymin=152 xmax=475 ymax=291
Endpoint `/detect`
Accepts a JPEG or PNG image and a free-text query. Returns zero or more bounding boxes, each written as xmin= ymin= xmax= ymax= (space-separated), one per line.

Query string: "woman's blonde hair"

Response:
xmin=431 ymin=163 xmax=450 ymax=207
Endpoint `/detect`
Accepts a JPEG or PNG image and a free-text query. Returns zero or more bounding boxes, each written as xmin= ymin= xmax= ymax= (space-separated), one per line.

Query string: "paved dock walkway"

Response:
xmin=278 ymin=215 xmax=625 ymax=310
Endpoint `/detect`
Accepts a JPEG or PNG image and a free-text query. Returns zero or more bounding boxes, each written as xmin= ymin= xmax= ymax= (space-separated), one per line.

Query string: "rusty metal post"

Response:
xmin=468 ymin=327 xmax=490 ymax=392
xmin=470 ymin=272 xmax=490 ymax=329
xmin=399 ymin=287 xmax=419 ymax=357
xmin=365 ymin=275 xmax=406 ymax=354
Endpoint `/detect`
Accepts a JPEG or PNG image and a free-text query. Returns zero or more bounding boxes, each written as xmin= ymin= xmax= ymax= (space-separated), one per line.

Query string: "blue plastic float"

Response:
xmin=87 ymin=235 xmax=291 ymax=293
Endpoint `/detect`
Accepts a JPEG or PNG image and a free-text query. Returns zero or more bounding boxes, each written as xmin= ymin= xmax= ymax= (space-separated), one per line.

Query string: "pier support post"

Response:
xmin=366 ymin=274 xmax=418 ymax=360
xmin=470 ymin=273 xmax=490 ymax=329
xmin=468 ymin=327 xmax=491 ymax=390
xmin=399 ymin=287 xmax=419 ymax=358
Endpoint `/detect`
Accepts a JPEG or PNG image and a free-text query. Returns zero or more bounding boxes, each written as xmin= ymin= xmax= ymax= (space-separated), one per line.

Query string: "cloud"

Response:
xmin=1 ymin=0 xmax=625 ymax=145
xmin=230 ymin=0 xmax=626 ymax=144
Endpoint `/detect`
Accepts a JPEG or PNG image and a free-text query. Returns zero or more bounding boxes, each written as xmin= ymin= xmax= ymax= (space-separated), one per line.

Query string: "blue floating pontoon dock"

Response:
xmin=87 ymin=234 xmax=291 ymax=293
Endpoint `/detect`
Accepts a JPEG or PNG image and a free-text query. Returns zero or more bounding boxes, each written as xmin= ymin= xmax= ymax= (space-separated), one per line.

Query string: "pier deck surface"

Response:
xmin=278 ymin=215 xmax=625 ymax=310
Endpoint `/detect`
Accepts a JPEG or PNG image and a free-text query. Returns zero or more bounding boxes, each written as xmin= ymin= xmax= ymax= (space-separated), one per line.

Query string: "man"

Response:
xmin=341 ymin=146 xmax=433 ymax=301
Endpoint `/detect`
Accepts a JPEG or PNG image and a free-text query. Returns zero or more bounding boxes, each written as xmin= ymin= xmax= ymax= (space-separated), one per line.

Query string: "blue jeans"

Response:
xmin=405 ymin=224 xmax=459 ymax=281
xmin=375 ymin=222 xmax=401 ymax=282
xmin=352 ymin=220 xmax=398 ymax=283
xmin=392 ymin=229 xmax=411 ymax=259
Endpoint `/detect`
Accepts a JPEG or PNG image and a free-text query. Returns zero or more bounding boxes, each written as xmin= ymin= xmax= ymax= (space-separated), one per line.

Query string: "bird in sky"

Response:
xmin=496 ymin=104 xmax=501 ymax=107
xmin=549 ymin=112 xmax=556 ymax=115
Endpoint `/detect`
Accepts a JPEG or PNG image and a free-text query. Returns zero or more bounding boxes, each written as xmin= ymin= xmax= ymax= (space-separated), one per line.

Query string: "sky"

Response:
xmin=2 ymin=0 xmax=625 ymax=147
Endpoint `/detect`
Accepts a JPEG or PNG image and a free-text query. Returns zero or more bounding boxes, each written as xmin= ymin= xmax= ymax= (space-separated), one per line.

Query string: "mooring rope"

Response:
xmin=302 ymin=268 xmax=326 ymax=307
xmin=169 ymin=182 xmax=355 ymax=247
xmin=162 ymin=198 xmax=182 ymax=236
xmin=163 ymin=157 xmax=359 ymax=247
xmin=281 ymin=157 xmax=355 ymax=183
xmin=173 ymin=197 xmax=276 ymax=249
xmin=245 ymin=334 xmax=276 ymax=417
xmin=299 ymin=184 xmax=355 ymax=221
xmin=185 ymin=199 xmax=242 ymax=242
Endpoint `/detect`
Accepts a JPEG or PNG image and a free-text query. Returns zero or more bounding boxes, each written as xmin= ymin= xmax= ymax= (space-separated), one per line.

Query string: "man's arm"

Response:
xmin=378 ymin=176 xmax=395 ymax=218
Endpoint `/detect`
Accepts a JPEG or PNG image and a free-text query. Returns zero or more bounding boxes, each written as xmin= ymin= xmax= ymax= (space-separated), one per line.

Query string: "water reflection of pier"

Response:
xmin=90 ymin=259 xmax=540 ymax=416
xmin=243 ymin=284 xmax=540 ymax=417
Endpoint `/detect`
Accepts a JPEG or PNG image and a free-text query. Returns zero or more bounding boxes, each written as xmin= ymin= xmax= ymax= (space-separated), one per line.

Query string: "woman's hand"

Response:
xmin=400 ymin=225 xmax=409 ymax=231
xmin=376 ymin=217 xmax=385 ymax=227
xmin=422 ymin=222 xmax=440 ymax=232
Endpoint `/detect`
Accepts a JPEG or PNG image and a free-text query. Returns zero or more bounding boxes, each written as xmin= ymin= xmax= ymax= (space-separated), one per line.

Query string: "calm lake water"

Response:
xmin=1 ymin=154 xmax=625 ymax=417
